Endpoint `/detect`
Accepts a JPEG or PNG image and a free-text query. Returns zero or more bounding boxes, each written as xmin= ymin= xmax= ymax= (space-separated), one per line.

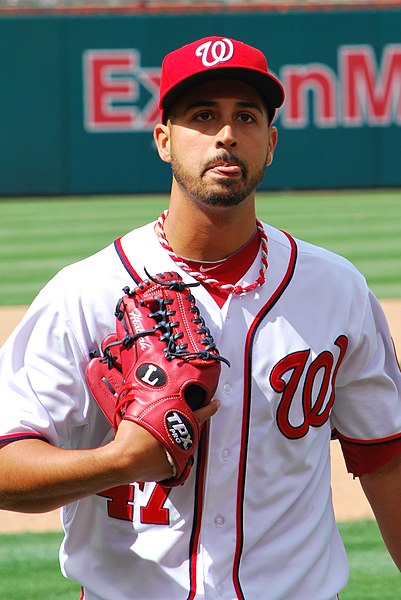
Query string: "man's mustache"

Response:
xmin=201 ymin=152 xmax=246 ymax=177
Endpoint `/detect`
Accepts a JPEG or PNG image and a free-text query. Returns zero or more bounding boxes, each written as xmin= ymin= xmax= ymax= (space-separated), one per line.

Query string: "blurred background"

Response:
xmin=0 ymin=5 xmax=400 ymax=597
xmin=1 ymin=0 xmax=401 ymax=196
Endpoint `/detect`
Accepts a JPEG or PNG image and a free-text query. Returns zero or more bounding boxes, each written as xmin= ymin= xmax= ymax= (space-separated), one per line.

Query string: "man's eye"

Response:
xmin=239 ymin=113 xmax=255 ymax=123
xmin=195 ymin=112 xmax=212 ymax=121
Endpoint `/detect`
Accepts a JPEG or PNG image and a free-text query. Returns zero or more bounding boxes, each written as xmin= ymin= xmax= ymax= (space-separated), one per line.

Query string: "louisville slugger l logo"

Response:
xmin=137 ymin=363 xmax=167 ymax=387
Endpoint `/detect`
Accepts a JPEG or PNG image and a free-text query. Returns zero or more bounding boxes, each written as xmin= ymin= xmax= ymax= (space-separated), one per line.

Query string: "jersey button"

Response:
xmin=223 ymin=383 xmax=232 ymax=394
xmin=216 ymin=583 xmax=224 ymax=595
xmin=214 ymin=515 xmax=225 ymax=528
xmin=221 ymin=448 xmax=230 ymax=462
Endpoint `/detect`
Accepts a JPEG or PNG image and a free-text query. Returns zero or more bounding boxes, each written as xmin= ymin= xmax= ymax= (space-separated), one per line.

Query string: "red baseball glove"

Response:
xmin=86 ymin=271 xmax=229 ymax=486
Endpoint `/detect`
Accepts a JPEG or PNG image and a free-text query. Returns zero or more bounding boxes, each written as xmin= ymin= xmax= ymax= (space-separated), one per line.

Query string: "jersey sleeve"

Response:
xmin=0 ymin=276 xmax=100 ymax=449
xmin=331 ymin=289 xmax=401 ymax=477
xmin=0 ymin=235 xmax=156 ymax=451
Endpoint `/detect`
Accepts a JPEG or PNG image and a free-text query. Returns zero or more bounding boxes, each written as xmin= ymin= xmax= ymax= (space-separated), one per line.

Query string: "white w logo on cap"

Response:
xmin=195 ymin=38 xmax=234 ymax=67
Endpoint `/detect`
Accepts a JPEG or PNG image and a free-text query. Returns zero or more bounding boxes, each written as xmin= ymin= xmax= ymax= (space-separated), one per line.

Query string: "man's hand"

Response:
xmin=112 ymin=399 xmax=221 ymax=484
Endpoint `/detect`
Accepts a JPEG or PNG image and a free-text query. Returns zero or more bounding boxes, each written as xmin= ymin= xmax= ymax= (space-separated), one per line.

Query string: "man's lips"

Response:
xmin=206 ymin=162 xmax=242 ymax=176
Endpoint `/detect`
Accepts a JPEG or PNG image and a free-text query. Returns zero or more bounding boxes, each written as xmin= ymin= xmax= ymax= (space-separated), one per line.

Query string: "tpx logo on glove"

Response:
xmin=166 ymin=411 xmax=194 ymax=451
xmin=137 ymin=363 xmax=167 ymax=387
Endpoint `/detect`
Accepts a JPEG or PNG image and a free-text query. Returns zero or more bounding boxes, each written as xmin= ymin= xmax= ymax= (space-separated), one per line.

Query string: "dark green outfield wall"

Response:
xmin=1 ymin=9 xmax=401 ymax=195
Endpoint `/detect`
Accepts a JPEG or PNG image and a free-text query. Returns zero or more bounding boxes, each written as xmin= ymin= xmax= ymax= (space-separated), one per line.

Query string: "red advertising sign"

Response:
xmin=83 ymin=45 xmax=401 ymax=132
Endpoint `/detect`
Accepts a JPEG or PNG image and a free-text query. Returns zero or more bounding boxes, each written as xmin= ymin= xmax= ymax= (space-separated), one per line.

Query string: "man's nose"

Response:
xmin=215 ymin=124 xmax=237 ymax=148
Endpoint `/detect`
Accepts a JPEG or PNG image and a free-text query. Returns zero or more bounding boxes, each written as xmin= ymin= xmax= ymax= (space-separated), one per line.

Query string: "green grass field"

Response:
xmin=0 ymin=521 xmax=400 ymax=599
xmin=0 ymin=189 xmax=400 ymax=305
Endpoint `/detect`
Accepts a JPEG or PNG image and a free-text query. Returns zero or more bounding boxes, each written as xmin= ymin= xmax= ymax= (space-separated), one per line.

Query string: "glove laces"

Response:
xmin=141 ymin=271 xmax=230 ymax=366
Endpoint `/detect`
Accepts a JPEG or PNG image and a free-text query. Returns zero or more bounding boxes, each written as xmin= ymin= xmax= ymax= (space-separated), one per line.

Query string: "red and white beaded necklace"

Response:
xmin=155 ymin=210 xmax=268 ymax=295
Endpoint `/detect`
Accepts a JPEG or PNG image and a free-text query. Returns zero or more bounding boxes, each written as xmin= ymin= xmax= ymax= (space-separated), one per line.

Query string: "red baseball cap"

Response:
xmin=159 ymin=36 xmax=285 ymax=124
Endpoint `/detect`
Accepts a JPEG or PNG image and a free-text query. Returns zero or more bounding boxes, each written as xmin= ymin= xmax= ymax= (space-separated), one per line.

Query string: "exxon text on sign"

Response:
xmin=83 ymin=44 xmax=401 ymax=132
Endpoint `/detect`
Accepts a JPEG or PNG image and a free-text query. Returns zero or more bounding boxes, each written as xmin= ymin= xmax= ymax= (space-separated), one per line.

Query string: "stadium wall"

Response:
xmin=1 ymin=8 xmax=401 ymax=195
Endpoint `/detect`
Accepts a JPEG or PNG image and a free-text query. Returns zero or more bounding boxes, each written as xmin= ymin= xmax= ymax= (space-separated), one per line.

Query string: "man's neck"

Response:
xmin=163 ymin=191 xmax=258 ymax=262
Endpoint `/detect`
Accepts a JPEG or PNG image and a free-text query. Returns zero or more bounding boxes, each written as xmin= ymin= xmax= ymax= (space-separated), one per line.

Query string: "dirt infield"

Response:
xmin=0 ymin=301 xmax=400 ymax=532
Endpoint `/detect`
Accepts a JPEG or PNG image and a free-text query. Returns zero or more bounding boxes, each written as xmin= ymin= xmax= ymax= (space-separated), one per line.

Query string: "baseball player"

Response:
xmin=0 ymin=36 xmax=401 ymax=600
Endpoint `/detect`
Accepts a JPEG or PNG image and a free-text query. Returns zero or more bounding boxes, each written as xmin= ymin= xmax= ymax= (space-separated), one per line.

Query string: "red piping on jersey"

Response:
xmin=337 ymin=430 xmax=401 ymax=446
xmin=114 ymin=237 xmax=142 ymax=284
xmin=232 ymin=231 xmax=298 ymax=599
xmin=0 ymin=432 xmax=49 ymax=445
xmin=186 ymin=426 xmax=210 ymax=600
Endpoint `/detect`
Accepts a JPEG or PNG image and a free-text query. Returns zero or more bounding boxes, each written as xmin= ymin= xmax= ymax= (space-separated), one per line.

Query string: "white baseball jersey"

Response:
xmin=1 ymin=220 xmax=401 ymax=600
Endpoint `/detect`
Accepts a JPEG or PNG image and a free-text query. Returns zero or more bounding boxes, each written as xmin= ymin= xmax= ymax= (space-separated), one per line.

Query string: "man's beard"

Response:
xmin=171 ymin=151 xmax=267 ymax=207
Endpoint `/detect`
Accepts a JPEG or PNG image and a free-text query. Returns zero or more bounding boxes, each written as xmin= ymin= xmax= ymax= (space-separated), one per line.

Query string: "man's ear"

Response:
xmin=153 ymin=123 xmax=171 ymax=163
xmin=266 ymin=126 xmax=278 ymax=167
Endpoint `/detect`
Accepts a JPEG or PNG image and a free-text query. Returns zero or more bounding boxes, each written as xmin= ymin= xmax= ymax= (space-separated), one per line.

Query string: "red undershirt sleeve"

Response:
xmin=334 ymin=429 xmax=401 ymax=477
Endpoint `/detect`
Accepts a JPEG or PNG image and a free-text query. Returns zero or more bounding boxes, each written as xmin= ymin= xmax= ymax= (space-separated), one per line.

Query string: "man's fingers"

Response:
xmin=195 ymin=399 xmax=221 ymax=426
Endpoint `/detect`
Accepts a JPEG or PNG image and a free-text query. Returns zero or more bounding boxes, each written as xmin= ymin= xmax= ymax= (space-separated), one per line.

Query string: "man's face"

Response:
xmin=160 ymin=79 xmax=277 ymax=208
